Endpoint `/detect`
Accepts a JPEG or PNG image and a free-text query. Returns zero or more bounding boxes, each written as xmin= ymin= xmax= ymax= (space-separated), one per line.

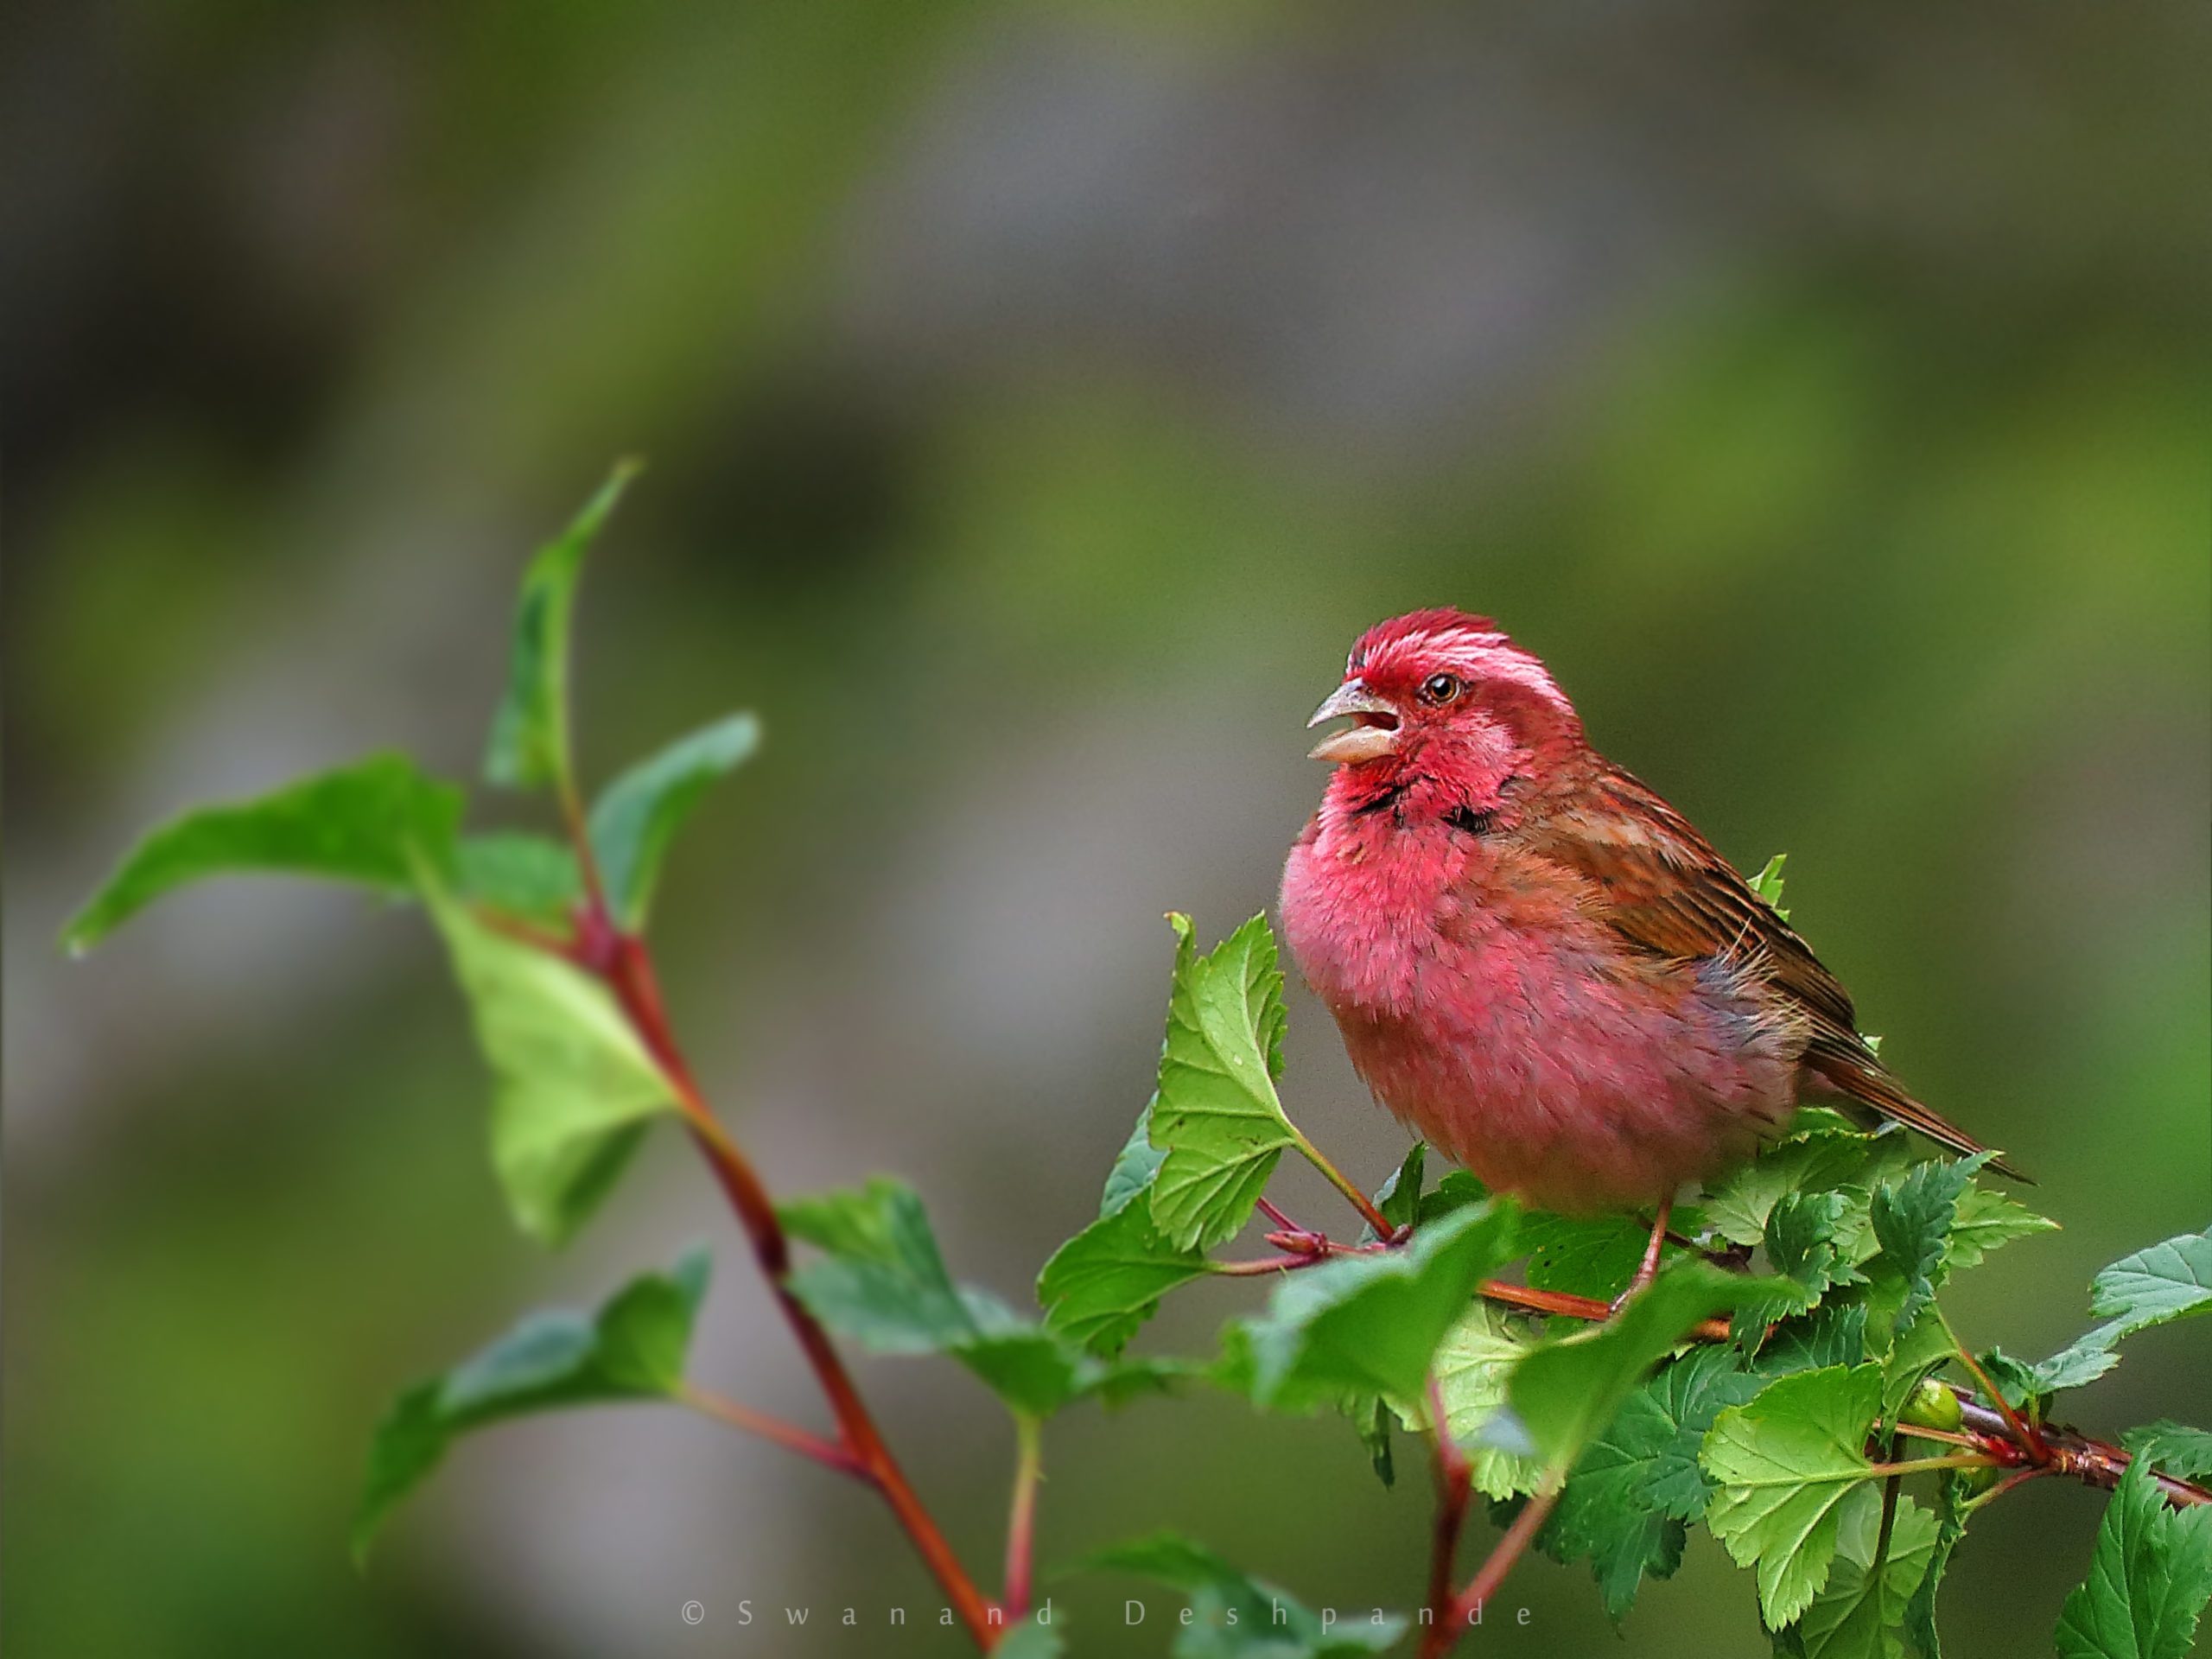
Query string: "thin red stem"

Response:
xmin=557 ymin=780 xmax=613 ymax=923
xmin=1002 ymin=1414 xmax=1044 ymax=1619
xmin=576 ymin=887 xmax=1001 ymax=1644
xmin=1431 ymin=1483 xmax=1560 ymax=1652
xmin=1891 ymin=1424 xmax=1984 ymax=1450
xmin=1940 ymin=1312 xmax=2048 ymax=1460
xmin=1866 ymin=1452 xmax=1995 ymax=1478
xmin=677 ymin=1383 xmax=868 ymax=1479
xmin=1964 ymin=1465 xmax=2050 ymax=1512
xmin=1211 ymin=1255 xmax=1313 ymax=1276
xmin=1625 ymin=1191 xmax=1674 ymax=1300
xmin=1288 ymin=1128 xmax=1398 ymax=1239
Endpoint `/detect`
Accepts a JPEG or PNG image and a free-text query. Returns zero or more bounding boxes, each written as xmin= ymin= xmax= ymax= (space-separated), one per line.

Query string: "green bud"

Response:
xmin=1899 ymin=1377 xmax=1964 ymax=1433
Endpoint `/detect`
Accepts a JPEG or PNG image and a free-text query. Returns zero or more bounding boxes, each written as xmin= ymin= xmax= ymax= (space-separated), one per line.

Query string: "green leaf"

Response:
xmin=1373 ymin=1142 xmax=1427 ymax=1234
xmin=1038 ymin=1201 xmax=1209 ymax=1358
xmin=587 ymin=711 xmax=760 ymax=929
xmin=954 ymin=1317 xmax=1102 ymax=1421
xmin=1145 ymin=915 xmax=1299 ymax=1252
xmin=1878 ymin=1310 xmax=1957 ymax=1426
xmin=485 ymin=461 xmax=639 ymax=792
xmin=354 ymin=1249 xmax=708 ymax=1560
xmin=1512 ymin=1259 xmax=1776 ymax=1478
xmin=1635 ymin=1345 xmax=1773 ymax=1521
xmin=1540 ymin=1344 xmax=1765 ymax=1619
xmin=61 ymin=753 xmax=462 ymax=954
xmin=1081 ymin=1532 xmax=1405 ymax=1656
xmin=1240 ymin=1201 xmax=1522 ymax=1410
xmin=1736 ymin=1190 xmax=1860 ymax=1343
xmin=1868 ymin=1154 xmax=1989 ymax=1331
xmin=2123 ymin=1421 xmax=2212 ymax=1483
xmin=2085 ymin=1224 xmax=2212 ymax=1343
xmin=423 ymin=882 xmax=677 ymax=1244
xmin=1748 ymin=852 xmax=1791 ymax=920
xmin=1942 ymin=1183 xmax=2057 ymax=1273
xmin=1988 ymin=1330 xmax=2125 ymax=1408
xmin=1905 ymin=1473 xmax=1971 ymax=1659
xmin=1706 ymin=1123 xmax=1885 ymax=1249
xmin=1974 ymin=1347 xmax=2048 ymax=1417
xmin=454 ymin=832 xmax=582 ymax=922
xmin=1350 ymin=1392 xmax=1395 ymax=1488
xmin=2055 ymin=1459 xmax=2212 ymax=1659
xmin=1758 ymin=1303 xmax=1872 ymax=1378
xmin=781 ymin=1178 xmax=975 ymax=1352
xmin=1417 ymin=1171 xmax=1491 ymax=1225
xmin=1039 ymin=1107 xmax=1208 ymax=1357
xmin=1702 ymin=1363 xmax=1885 ymax=1628
xmin=954 ymin=1292 xmax=1192 ymax=1418
xmin=1100 ymin=1107 xmax=1170 ymax=1217
xmin=787 ymin=1179 xmax=1159 ymax=1417
xmin=1771 ymin=1190 xmax=1863 ymax=1294
xmin=1541 ymin=1471 xmax=1684 ymax=1624
xmin=1428 ymin=1301 xmax=1547 ymax=1499
xmin=2003 ymin=1224 xmax=2212 ymax=1407
xmin=1794 ymin=1486 xmax=1941 ymax=1659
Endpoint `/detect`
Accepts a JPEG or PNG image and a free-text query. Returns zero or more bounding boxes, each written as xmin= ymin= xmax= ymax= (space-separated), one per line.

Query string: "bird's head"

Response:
xmin=1307 ymin=607 xmax=1585 ymax=818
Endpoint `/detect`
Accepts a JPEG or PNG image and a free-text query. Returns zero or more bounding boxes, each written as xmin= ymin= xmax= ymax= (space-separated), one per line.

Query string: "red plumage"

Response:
xmin=1280 ymin=608 xmax=2016 ymax=1217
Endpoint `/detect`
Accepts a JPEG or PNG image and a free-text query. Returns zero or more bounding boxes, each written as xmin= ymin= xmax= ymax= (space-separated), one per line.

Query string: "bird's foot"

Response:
xmin=1608 ymin=1192 xmax=1677 ymax=1318
xmin=1605 ymin=1274 xmax=1655 ymax=1320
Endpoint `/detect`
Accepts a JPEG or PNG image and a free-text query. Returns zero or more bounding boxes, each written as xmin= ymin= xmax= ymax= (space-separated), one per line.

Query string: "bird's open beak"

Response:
xmin=1307 ymin=680 xmax=1401 ymax=764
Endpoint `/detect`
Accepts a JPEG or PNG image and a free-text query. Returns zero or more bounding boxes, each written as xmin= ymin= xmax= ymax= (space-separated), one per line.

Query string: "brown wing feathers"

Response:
xmin=1522 ymin=763 xmax=2025 ymax=1180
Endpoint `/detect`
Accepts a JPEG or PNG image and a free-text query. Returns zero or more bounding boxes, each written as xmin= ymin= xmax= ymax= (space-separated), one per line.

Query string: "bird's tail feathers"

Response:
xmin=1811 ymin=1050 xmax=2030 ymax=1182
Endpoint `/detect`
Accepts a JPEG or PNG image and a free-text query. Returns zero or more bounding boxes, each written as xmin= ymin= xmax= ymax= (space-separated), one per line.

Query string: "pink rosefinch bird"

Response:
xmin=1280 ymin=608 xmax=2017 ymax=1283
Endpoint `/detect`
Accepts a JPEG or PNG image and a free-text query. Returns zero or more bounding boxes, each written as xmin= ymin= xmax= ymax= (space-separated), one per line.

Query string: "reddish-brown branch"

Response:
xmin=1423 ymin=1483 xmax=1561 ymax=1656
xmin=1476 ymin=1277 xmax=1735 ymax=1342
xmin=1418 ymin=1377 xmax=1474 ymax=1659
xmin=1224 ymin=1211 xmax=2212 ymax=1518
xmin=1955 ymin=1397 xmax=2211 ymax=1509
xmin=575 ymin=902 xmax=1002 ymax=1646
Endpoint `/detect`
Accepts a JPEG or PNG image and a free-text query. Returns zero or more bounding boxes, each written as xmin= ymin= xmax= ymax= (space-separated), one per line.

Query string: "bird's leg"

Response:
xmin=1610 ymin=1191 xmax=1675 ymax=1317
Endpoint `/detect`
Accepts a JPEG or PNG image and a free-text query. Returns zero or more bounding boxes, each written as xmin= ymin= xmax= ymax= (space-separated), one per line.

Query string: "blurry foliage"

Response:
xmin=43 ymin=482 xmax=2212 ymax=1659
xmin=6 ymin=2 xmax=2205 ymax=1656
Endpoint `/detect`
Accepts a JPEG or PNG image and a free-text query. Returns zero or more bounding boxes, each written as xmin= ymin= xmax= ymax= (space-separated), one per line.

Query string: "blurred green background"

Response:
xmin=5 ymin=3 xmax=2206 ymax=1656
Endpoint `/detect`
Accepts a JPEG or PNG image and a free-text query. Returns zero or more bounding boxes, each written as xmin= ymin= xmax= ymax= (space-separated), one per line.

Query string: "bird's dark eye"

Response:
xmin=1421 ymin=673 xmax=1462 ymax=705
